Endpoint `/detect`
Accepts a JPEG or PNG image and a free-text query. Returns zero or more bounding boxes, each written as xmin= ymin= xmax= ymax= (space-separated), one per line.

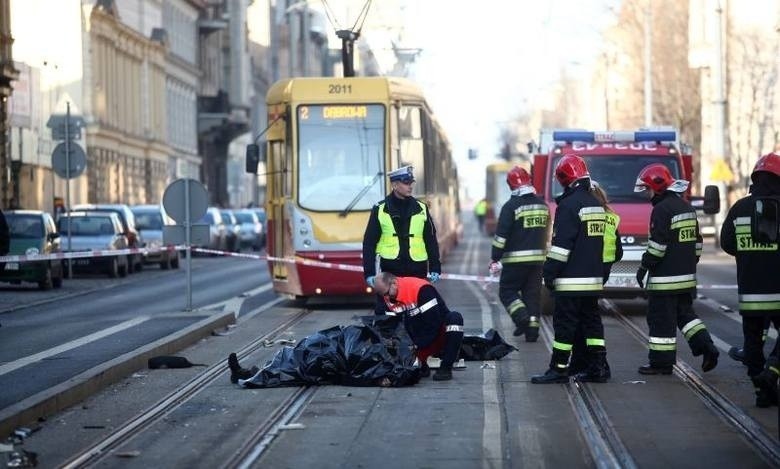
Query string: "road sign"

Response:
xmin=51 ymin=142 xmax=87 ymax=179
xmin=46 ymin=114 xmax=85 ymax=141
xmin=710 ymin=159 xmax=734 ymax=182
xmin=163 ymin=224 xmax=210 ymax=246
xmin=162 ymin=178 xmax=209 ymax=224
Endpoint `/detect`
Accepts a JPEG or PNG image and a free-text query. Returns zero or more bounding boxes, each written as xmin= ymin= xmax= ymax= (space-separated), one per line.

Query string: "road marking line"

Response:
xmin=0 ymin=316 xmax=150 ymax=377
xmin=198 ymin=282 xmax=273 ymax=314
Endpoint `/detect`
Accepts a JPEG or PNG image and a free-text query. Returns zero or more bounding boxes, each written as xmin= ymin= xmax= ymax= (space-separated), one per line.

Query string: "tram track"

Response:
xmin=601 ymin=299 xmax=780 ymax=468
xmin=539 ymin=316 xmax=638 ymax=469
xmin=60 ymin=308 xmax=314 ymax=468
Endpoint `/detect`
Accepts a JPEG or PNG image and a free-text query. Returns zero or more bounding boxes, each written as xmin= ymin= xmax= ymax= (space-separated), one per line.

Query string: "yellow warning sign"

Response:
xmin=710 ymin=159 xmax=734 ymax=182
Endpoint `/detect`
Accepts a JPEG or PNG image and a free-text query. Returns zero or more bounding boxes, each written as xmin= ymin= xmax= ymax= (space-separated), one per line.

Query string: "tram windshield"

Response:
xmin=297 ymin=104 xmax=385 ymax=211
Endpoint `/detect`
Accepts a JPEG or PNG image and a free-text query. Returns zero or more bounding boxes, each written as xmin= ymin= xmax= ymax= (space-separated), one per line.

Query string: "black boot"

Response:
xmin=574 ymin=351 xmax=610 ymax=383
xmin=531 ymin=367 xmax=569 ymax=384
xmin=512 ymin=317 xmax=529 ymax=337
xmin=419 ymin=363 xmax=431 ymax=378
xmin=728 ymin=346 xmax=746 ymax=364
xmin=525 ymin=326 xmax=539 ymax=343
xmin=432 ymin=366 xmax=453 ymax=381
xmin=701 ymin=344 xmax=719 ymax=373
xmin=228 ymin=353 xmax=259 ymax=384
xmin=638 ymin=363 xmax=673 ymax=375
xmin=753 ymin=370 xmax=779 ymax=408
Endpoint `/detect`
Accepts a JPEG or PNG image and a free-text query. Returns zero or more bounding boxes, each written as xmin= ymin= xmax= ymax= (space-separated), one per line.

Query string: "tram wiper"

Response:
xmin=339 ymin=171 xmax=383 ymax=218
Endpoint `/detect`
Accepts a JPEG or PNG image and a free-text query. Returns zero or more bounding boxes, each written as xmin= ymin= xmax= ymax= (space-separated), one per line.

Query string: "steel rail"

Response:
xmin=540 ymin=316 xmax=638 ymax=469
xmin=602 ymin=299 xmax=780 ymax=468
xmin=60 ymin=308 xmax=313 ymax=468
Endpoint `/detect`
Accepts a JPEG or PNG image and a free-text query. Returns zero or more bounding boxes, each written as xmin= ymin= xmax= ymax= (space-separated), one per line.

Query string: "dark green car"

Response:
xmin=0 ymin=210 xmax=64 ymax=290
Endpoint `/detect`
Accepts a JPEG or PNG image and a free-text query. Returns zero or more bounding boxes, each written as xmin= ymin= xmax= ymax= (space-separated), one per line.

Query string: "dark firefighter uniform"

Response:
xmin=491 ymin=188 xmax=549 ymax=341
xmin=363 ymin=194 xmax=440 ymax=313
xmin=720 ymin=166 xmax=780 ymax=406
xmin=640 ymin=191 xmax=718 ymax=371
xmin=534 ymin=179 xmax=608 ymax=382
xmin=383 ymin=276 xmax=464 ymax=380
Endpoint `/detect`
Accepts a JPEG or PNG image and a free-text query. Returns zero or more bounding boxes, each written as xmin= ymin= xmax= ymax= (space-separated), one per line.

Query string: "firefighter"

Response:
xmin=720 ymin=152 xmax=780 ymax=407
xmin=362 ymin=166 xmax=441 ymax=314
xmin=488 ymin=166 xmax=549 ymax=341
xmin=634 ymin=164 xmax=719 ymax=375
xmin=373 ymin=272 xmax=464 ymax=381
xmin=532 ymin=154 xmax=610 ymax=384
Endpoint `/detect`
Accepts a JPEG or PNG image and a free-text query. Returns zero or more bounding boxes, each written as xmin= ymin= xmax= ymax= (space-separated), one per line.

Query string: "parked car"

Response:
xmin=73 ymin=204 xmax=144 ymax=273
xmin=234 ymin=209 xmax=265 ymax=251
xmin=220 ymin=209 xmax=240 ymax=252
xmin=0 ymin=210 xmax=64 ymax=290
xmin=196 ymin=207 xmax=227 ymax=252
xmin=57 ymin=211 xmax=129 ymax=278
xmin=130 ymin=205 xmax=180 ymax=270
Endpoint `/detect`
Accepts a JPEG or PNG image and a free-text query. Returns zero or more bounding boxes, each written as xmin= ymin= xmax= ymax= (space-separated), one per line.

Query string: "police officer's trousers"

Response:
xmin=498 ymin=264 xmax=542 ymax=334
xmin=743 ymin=314 xmax=780 ymax=376
xmin=550 ymin=296 xmax=604 ymax=370
xmin=647 ymin=292 xmax=714 ymax=367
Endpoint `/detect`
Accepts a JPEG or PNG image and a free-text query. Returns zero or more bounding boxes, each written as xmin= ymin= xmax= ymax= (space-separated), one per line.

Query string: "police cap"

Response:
xmin=388 ymin=165 xmax=415 ymax=183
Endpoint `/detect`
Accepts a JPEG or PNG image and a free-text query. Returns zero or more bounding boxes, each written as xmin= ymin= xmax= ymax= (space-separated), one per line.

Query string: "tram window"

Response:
xmin=399 ymin=106 xmax=424 ymax=188
xmin=399 ymin=106 xmax=421 ymax=139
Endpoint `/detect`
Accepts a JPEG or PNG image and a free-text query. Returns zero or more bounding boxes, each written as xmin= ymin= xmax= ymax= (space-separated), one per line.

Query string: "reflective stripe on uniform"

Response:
xmin=515 ymin=204 xmax=549 ymax=219
xmin=492 ymin=235 xmax=507 ymax=249
xmin=681 ymin=318 xmax=706 ymax=340
xmin=586 ymin=338 xmax=605 ymax=347
xmin=695 ymin=242 xmax=703 ymax=256
xmin=529 ymin=316 xmax=539 ymax=327
xmin=408 ymin=298 xmax=438 ymax=317
xmin=554 ymin=277 xmax=603 ymax=291
xmin=670 ymin=212 xmax=697 ymax=229
xmin=508 ymin=298 xmax=525 ymax=315
xmin=501 ymin=249 xmax=546 ymax=263
xmin=553 ymin=340 xmax=573 ymax=352
xmin=546 ymin=245 xmax=570 ymax=262
xmin=649 ymin=336 xmax=677 ymax=351
xmin=739 ymin=293 xmax=780 ymax=311
xmin=646 ymin=239 xmax=667 ymax=258
xmin=446 ymin=324 xmax=464 ymax=333
xmin=579 ymin=206 xmax=606 ymax=221
xmin=734 ymin=217 xmax=751 ymax=234
xmin=647 ymin=273 xmax=697 ymax=291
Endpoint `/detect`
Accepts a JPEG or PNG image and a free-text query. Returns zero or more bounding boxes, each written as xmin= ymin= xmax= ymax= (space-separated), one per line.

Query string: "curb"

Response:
xmin=0 ymin=309 xmax=235 ymax=438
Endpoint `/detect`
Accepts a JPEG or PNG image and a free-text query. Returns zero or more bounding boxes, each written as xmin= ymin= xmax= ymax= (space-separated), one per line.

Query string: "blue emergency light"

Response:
xmin=553 ymin=130 xmax=677 ymax=143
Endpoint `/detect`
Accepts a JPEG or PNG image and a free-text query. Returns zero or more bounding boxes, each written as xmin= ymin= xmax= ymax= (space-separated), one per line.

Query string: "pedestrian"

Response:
xmin=633 ymin=163 xmax=719 ymax=375
xmin=474 ymin=198 xmax=487 ymax=233
xmin=531 ymin=154 xmax=610 ymax=384
xmin=720 ymin=152 xmax=780 ymax=407
xmin=373 ymin=272 xmax=464 ymax=381
xmin=488 ymin=166 xmax=548 ymax=341
xmin=569 ymin=181 xmax=623 ymax=377
xmin=362 ymin=165 xmax=441 ymax=315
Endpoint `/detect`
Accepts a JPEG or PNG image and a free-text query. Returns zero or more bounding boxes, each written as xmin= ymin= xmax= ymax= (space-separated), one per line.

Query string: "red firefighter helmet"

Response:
xmin=634 ymin=163 xmax=674 ymax=193
xmin=506 ymin=166 xmax=532 ymax=190
xmin=751 ymin=152 xmax=780 ymax=181
xmin=554 ymin=154 xmax=589 ymax=187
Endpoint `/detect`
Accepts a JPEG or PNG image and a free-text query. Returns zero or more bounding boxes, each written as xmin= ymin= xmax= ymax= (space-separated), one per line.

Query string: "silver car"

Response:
xmin=131 ymin=205 xmax=180 ymax=269
xmin=57 ymin=211 xmax=129 ymax=278
xmin=234 ymin=209 xmax=265 ymax=251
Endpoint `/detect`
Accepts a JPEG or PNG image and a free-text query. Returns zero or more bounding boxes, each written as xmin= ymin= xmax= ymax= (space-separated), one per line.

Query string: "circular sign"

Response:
xmin=162 ymin=178 xmax=209 ymax=224
xmin=51 ymin=142 xmax=87 ymax=179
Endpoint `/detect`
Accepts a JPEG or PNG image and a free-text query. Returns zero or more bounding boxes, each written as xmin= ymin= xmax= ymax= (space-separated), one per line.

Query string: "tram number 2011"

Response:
xmin=328 ymin=84 xmax=352 ymax=94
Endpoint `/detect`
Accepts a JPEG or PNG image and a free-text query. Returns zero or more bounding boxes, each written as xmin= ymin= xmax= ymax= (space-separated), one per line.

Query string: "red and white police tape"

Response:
xmin=0 ymin=246 xmax=737 ymax=289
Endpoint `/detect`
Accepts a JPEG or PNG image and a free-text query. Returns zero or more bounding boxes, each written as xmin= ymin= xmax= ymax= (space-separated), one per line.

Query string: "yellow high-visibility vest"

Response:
xmin=603 ymin=211 xmax=620 ymax=263
xmin=376 ymin=201 xmax=428 ymax=261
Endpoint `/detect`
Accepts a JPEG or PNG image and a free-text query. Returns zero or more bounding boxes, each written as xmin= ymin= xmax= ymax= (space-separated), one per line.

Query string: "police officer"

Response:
xmin=373 ymin=272 xmax=464 ymax=381
xmin=474 ymin=198 xmax=487 ymax=233
xmin=634 ymin=164 xmax=719 ymax=375
xmin=489 ymin=166 xmax=549 ymax=341
xmin=363 ymin=166 xmax=441 ymax=315
xmin=720 ymin=152 xmax=780 ymax=407
xmin=532 ymin=154 xmax=610 ymax=384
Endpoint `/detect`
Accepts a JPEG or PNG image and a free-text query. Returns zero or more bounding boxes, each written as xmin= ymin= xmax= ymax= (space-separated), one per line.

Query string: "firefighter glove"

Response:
xmin=427 ymin=272 xmax=441 ymax=283
xmin=488 ymin=261 xmax=503 ymax=275
xmin=636 ymin=267 xmax=648 ymax=289
xmin=366 ymin=276 xmax=376 ymax=288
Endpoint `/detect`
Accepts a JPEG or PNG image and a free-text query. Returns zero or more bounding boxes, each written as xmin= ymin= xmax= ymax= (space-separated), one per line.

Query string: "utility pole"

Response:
xmin=712 ymin=0 xmax=728 ymax=211
xmin=643 ymin=0 xmax=653 ymax=127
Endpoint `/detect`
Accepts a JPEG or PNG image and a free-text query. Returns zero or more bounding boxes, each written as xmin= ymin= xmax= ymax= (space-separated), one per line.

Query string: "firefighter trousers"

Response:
xmin=647 ymin=292 xmax=714 ymax=367
xmin=415 ymin=310 xmax=464 ymax=368
xmin=498 ymin=264 xmax=542 ymax=332
xmin=743 ymin=314 xmax=780 ymax=377
xmin=550 ymin=296 xmax=604 ymax=370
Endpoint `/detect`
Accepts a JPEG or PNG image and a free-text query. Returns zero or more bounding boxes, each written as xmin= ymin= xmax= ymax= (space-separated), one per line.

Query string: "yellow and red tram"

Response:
xmin=259 ymin=77 xmax=461 ymax=299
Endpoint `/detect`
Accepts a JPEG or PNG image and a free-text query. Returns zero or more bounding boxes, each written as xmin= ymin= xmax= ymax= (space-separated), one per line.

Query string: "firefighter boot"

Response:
xmin=525 ymin=316 xmax=540 ymax=342
xmin=228 ymin=353 xmax=259 ymax=384
xmin=638 ymin=363 xmax=673 ymax=375
xmin=728 ymin=346 xmax=746 ymax=364
xmin=512 ymin=315 xmax=530 ymax=337
xmin=701 ymin=344 xmax=720 ymax=373
xmin=753 ymin=369 xmax=779 ymax=408
xmin=574 ymin=351 xmax=610 ymax=383
xmin=531 ymin=367 xmax=570 ymax=384
xmin=432 ymin=366 xmax=453 ymax=381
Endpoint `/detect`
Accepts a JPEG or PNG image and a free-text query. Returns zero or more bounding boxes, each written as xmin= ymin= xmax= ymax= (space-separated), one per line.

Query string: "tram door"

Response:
xmin=268 ymin=139 xmax=289 ymax=282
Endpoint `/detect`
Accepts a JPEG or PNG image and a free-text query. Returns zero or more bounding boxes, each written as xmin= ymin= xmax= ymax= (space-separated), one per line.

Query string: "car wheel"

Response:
xmin=126 ymin=255 xmax=135 ymax=274
xmin=52 ymin=262 xmax=63 ymax=288
xmin=171 ymin=253 xmax=180 ymax=269
xmin=119 ymin=261 xmax=128 ymax=277
xmin=38 ymin=266 xmax=54 ymax=290
xmin=108 ymin=257 xmax=119 ymax=278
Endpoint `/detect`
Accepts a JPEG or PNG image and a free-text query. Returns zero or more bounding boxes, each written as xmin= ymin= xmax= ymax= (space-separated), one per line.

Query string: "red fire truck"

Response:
xmin=530 ymin=128 xmax=720 ymax=309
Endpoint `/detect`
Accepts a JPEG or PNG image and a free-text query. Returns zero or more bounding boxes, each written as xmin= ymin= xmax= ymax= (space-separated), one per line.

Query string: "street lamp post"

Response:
xmin=643 ymin=0 xmax=653 ymax=126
